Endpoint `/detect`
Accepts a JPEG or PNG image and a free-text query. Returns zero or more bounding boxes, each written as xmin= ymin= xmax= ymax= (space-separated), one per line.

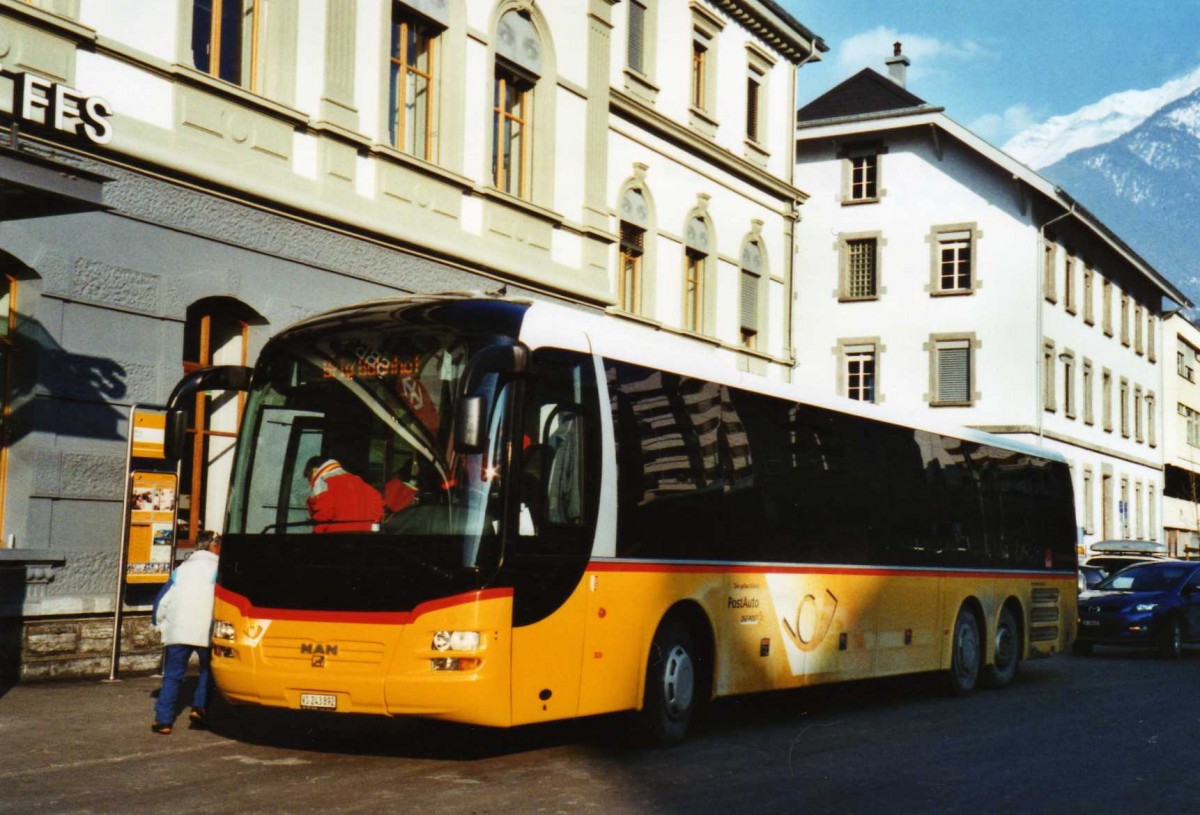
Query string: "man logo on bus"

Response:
xmin=781 ymin=589 xmax=838 ymax=652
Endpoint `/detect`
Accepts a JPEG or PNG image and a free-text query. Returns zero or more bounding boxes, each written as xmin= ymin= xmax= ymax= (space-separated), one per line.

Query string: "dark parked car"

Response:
xmin=1075 ymin=560 xmax=1200 ymax=658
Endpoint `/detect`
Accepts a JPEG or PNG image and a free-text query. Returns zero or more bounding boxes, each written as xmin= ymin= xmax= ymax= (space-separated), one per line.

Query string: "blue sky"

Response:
xmin=780 ymin=0 xmax=1200 ymax=143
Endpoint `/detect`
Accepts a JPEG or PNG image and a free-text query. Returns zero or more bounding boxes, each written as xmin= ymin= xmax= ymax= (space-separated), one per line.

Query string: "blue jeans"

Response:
xmin=154 ymin=644 xmax=212 ymax=725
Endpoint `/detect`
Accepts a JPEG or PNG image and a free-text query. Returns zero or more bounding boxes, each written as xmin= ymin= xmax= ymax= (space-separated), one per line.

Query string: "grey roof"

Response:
xmin=798 ymin=68 xmax=929 ymax=123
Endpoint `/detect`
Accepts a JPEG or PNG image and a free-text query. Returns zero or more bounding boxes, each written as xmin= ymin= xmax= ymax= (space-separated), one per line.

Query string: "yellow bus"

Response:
xmin=166 ymin=294 xmax=1077 ymax=745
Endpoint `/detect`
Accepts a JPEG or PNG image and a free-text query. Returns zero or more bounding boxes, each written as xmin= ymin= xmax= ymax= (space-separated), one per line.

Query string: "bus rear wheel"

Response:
xmin=946 ymin=606 xmax=981 ymax=696
xmin=981 ymin=607 xmax=1020 ymax=689
xmin=640 ymin=617 xmax=697 ymax=747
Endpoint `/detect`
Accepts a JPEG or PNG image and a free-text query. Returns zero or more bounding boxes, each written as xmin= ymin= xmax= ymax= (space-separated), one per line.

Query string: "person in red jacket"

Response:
xmin=304 ymin=457 xmax=384 ymax=533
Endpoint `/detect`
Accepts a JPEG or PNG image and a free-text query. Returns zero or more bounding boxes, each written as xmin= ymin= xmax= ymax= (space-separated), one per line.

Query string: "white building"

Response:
xmin=1161 ymin=312 xmax=1200 ymax=556
xmin=792 ymin=49 xmax=1191 ymax=554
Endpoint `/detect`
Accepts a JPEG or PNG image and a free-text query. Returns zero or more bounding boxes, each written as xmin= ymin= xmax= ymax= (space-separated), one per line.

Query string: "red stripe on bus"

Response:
xmin=586 ymin=561 xmax=1075 ymax=581
xmin=214 ymin=585 xmax=513 ymax=625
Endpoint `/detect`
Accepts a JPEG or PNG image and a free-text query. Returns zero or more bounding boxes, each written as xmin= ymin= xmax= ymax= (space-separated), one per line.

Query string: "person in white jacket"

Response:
xmin=151 ymin=530 xmax=220 ymax=734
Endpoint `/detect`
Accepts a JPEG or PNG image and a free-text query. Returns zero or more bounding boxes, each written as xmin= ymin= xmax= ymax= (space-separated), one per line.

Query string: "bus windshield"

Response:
xmin=225 ymin=325 xmax=512 ymax=579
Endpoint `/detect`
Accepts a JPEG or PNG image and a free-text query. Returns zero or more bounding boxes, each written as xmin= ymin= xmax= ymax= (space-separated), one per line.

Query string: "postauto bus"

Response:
xmin=164 ymin=294 xmax=1077 ymax=745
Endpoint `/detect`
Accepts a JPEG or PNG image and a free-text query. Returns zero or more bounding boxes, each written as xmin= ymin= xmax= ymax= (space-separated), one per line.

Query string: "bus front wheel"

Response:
xmin=946 ymin=606 xmax=981 ymax=696
xmin=640 ymin=617 xmax=697 ymax=747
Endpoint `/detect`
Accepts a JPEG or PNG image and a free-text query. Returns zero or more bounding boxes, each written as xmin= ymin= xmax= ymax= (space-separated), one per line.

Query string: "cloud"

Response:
xmin=969 ymin=104 xmax=1040 ymax=144
xmin=836 ymin=26 xmax=990 ymax=83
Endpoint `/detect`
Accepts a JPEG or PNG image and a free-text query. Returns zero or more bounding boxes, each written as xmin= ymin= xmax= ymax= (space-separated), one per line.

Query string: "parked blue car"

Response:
xmin=1074 ymin=560 xmax=1200 ymax=658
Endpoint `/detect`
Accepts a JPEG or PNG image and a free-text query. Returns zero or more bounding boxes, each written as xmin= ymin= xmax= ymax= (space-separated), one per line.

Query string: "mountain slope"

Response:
xmin=1005 ymin=66 xmax=1200 ymax=170
xmin=1041 ymin=86 xmax=1200 ymax=305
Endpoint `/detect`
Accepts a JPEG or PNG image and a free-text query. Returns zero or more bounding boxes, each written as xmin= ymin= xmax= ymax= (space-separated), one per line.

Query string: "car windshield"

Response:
xmin=1096 ymin=562 xmax=1192 ymax=593
xmin=225 ymin=325 xmax=512 ymax=572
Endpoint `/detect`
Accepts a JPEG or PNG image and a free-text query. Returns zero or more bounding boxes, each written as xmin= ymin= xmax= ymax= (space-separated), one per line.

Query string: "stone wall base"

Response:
xmin=7 ymin=613 xmax=163 ymax=682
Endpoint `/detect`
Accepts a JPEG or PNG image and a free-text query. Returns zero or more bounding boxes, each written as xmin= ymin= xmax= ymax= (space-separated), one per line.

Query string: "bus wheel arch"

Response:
xmin=981 ymin=599 xmax=1022 ymax=689
xmin=945 ymin=598 xmax=985 ymax=696
xmin=638 ymin=602 xmax=714 ymax=747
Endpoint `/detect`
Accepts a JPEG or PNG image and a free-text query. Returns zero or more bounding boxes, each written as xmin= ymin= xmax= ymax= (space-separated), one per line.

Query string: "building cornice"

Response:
xmin=611 ymin=89 xmax=806 ymax=203
xmin=705 ymin=0 xmax=828 ymax=63
xmin=973 ymin=425 xmax=1163 ymax=471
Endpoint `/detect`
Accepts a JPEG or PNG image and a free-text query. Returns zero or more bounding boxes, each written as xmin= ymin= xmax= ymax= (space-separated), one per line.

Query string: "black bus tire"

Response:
xmin=946 ymin=605 xmax=982 ymax=696
xmin=640 ymin=617 xmax=697 ymax=747
xmin=981 ymin=606 xmax=1020 ymax=689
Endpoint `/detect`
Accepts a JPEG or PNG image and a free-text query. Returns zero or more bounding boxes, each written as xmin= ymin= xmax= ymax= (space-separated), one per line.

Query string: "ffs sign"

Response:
xmin=2 ymin=66 xmax=113 ymax=145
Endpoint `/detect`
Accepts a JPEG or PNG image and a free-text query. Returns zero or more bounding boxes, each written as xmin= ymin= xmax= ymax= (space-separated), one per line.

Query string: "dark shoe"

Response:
xmin=151 ymin=722 xmax=173 ymax=735
xmin=188 ymin=708 xmax=207 ymax=727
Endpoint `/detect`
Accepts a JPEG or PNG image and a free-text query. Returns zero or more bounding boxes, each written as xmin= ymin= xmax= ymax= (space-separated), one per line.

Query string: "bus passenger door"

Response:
xmin=507 ymin=349 xmax=600 ymax=725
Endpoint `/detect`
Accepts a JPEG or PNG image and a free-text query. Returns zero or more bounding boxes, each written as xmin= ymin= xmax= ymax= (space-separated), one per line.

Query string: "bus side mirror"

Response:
xmin=455 ymin=396 xmax=486 ymax=453
xmin=164 ymin=408 xmax=189 ymax=461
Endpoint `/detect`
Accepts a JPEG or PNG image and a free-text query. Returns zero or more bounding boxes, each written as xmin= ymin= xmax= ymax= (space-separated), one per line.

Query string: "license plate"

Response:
xmin=300 ymin=693 xmax=338 ymax=710
xmin=1081 ymin=620 xmax=1100 ymax=627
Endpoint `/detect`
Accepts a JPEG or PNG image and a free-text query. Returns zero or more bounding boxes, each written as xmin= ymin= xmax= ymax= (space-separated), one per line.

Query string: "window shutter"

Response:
xmin=627 ymin=1 xmax=645 ymax=74
xmin=937 ymin=343 xmax=970 ymax=402
xmin=746 ymin=77 xmax=760 ymax=141
xmin=740 ymin=271 xmax=758 ymax=331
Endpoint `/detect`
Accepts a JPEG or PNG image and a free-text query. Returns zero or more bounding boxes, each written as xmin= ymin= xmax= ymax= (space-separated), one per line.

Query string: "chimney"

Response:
xmin=885 ymin=41 xmax=910 ymax=87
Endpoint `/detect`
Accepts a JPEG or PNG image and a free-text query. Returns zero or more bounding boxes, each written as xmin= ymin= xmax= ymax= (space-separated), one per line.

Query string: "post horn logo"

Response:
xmin=782 ymin=589 xmax=839 ymax=652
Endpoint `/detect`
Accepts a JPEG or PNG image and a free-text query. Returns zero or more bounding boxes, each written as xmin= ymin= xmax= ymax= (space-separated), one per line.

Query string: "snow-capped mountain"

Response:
xmin=1004 ymin=65 xmax=1200 ymax=170
xmin=1039 ymin=86 xmax=1200 ymax=307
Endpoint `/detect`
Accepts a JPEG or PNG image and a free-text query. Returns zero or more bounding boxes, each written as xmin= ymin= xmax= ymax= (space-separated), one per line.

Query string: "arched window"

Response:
xmin=493 ymin=10 xmax=542 ymax=198
xmin=739 ymin=236 xmax=766 ymax=350
xmin=179 ymin=298 xmax=262 ymax=542
xmin=619 ymin=187 xmax=650 ymax=314
xmin=683 ymin=214 xmax=711 ymax=334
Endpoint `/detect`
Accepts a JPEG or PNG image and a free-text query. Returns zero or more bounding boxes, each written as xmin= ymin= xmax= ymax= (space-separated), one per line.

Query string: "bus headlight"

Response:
xmin=431 ymin=630 xmax=481 ymax=652
xmin=213 ymin=620 xmax=236 ymax=641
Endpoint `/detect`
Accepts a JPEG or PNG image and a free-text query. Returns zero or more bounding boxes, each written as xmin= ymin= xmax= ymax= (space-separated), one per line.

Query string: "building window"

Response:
xmin=1149 ymin=483 xmax=1157 ymax=540
xmin=1120 ymin=377 xmax=1130 ymax=438
xmin=1103 ymin=368 xmax=1113 ymax=432
xmin=1083 ymin=264 xmax=1094 ymax=325
xmin=1120 ymin=293 xmax=1130 ymax=346
xmin=1043 ymin=239 xmax=1057 ymax=303
xmin=627 ymin=0 xmax=647 ymax=74
xmin=1136 ymin=481 xmax=1144 ymax=539
xmin=619 ymin=222 xmax=644 ymax=315
xmin=389 ymin=5 xmax=440 ymax=161
xmin=1121 ymin=477 xmax=1130 ymax=538
xmin=682 ymin=213 xmax=710 ymax=334
xmin=839 ymin=234 xmax=881 ymax=300
xmin=1062 ymin=351 xmax=1075 ymax=419
xmin=1043 ymin=340 xmax=1056 ymax=413
xmin=739 ymin=238 xmax=765 ymax=350
xmin=929 ymin=335 xmax=975 ymax=406
xmin=929 ymin=224 xmax=979 ymax=295
xmin=192 ymin=0 xmax=260 ymax=90
xmin=1180 ymin=342 xmax=1197 ymax=381
xmin=1064 ymin=253 xmax=1076 ymax=315
xmin=1134 ymin=384 xmax=1144 ymax=442
xmin=745 ymin=70 xmax=762 ymax=144
xmin=844 ymin=344 xmax=877 ymax=402
xmin=1182 ymin=404 xmax=1200 ymax=448
xmin=493 ymin=10 xmax=544 ymax=200
xmin=1102 ymin=278 xmax=1113 ymax=336
xmin=1083 ymin=358 xmax=1094 ymax=425
xmin=1134 ymin=303 xmax=1144 ymax=355
xmin=1083 ymin=467 xmax=1095 ymax=535
xmin=691 ymin=34 xmax=708 ymax=111
xmin=180 ymin=299 xmax=255 ymax=543
xmin=684 ymin=249 xmax=704 ymax=333
xmin=1148 ymin=314 xmax=1157 ymax=362
xmin=1147 ymin=391 xmax=1157 ymax=447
